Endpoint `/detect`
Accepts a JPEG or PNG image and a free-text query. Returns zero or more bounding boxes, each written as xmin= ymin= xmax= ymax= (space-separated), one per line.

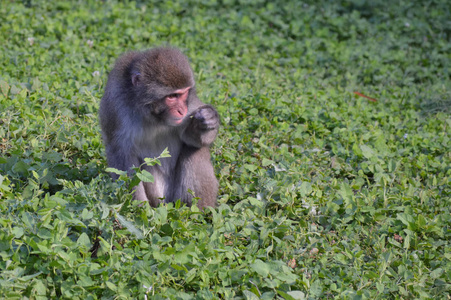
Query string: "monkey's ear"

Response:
xmin=131 ymin=71 xmax=141 ymax=86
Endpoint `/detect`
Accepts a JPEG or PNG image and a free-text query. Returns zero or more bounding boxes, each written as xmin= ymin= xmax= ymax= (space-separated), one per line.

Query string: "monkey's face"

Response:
xmin=131 ymin=70 xmax=193 ymax=126
xmin=144 ymin=86 xmax=191 ymax=127
xmin=160 ymin=86 xmax=191 ymax=126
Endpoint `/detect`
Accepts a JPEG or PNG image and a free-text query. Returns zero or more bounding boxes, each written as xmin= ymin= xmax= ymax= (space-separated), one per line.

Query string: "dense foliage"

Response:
xmin=1 ymin=0 xmax=450 ymax=298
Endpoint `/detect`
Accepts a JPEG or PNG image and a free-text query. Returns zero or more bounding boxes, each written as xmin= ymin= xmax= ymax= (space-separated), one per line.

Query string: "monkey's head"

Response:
xmin=130 ymin=48 xmax=195 ymax=126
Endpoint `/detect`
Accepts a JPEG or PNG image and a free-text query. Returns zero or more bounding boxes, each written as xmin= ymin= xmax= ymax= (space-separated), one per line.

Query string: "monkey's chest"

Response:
xmin=134 ymin=127 xmax=181 ymax=174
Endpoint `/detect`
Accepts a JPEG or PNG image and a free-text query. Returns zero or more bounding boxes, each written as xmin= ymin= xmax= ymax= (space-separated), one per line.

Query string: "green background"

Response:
xmin=0 ymin=0 xmax=450 ymax=298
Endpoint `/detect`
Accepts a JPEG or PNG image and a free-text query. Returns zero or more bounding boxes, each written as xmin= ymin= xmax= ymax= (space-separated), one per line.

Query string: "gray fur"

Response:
xmin=99 ymin=47 xmax=219 ymax=208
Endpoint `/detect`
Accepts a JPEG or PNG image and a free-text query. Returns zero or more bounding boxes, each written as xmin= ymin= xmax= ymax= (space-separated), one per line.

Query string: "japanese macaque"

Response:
xmin=99 ymin=47 xmax=219 ymax=208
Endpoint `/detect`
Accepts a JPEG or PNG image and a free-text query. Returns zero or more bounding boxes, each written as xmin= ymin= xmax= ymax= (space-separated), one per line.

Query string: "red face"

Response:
xmin=164 ymin=86 xmax=190 ymax=126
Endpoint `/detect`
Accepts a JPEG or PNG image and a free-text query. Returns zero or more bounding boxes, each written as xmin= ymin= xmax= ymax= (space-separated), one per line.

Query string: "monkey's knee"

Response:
xmin=133 ymin=182 xmax=149 ymax=202
xmin=189 ymin=171 xmax=218 ymax=209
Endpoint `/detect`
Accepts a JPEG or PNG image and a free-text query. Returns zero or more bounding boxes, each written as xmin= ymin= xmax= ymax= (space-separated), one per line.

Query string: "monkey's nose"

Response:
xmin=177 ymin=107 xmax=188 ymax=117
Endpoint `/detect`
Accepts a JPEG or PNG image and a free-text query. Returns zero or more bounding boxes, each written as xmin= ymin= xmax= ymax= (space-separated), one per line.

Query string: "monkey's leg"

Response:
xmin=142 ymin=168 xmax=167 ymax=207
xmin=171 ymin=146 xmax=218 ymax=209
xmin=133 ymin=182 xmax=148 ymax=201
xmin=104 ymin=147 xmax=153 ymax=204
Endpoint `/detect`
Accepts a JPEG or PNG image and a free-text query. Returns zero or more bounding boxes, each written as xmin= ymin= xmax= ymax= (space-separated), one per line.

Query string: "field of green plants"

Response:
xmin=1 ymin=0 xmax=450 ymax=299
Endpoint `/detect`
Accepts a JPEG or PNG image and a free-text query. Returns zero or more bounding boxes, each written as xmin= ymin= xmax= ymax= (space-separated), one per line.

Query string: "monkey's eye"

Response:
xmin=167 ymin=93 xmax=179 ymax=100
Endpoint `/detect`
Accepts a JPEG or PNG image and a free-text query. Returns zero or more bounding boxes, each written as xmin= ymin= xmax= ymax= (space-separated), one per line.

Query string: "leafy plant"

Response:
xmin=1 ymin=0 xmax=450 ymax=298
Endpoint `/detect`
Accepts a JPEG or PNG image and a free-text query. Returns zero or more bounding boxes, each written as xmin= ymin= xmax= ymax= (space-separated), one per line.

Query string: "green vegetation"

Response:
xmin=1 ymin=0 xmax=450 ymax=298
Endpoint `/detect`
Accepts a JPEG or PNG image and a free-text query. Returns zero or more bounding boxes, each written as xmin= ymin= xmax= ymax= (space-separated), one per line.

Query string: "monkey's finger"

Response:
xmin=201 ymin=118 xmax=219 ymax=129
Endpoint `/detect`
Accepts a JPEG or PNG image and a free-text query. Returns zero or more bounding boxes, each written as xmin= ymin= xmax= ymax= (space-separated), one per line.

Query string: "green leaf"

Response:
xmin=360 ymin=144 xmax=376 ymax=159
xmin=78 ymin=275 xmax=94 ymax=287
xmin=106 ymin=281 xmax=117 ymax=291
xmin=243 ymin=290 xmax=260 ymax=300
xmin=115 ymin=213 xmax=144 ymax=239
xmin=250 ymin=259 xmax=270 ymax=277
xmin=34 ymin=280 xmax=46 ymax=296
xmin=81 ymin=208 xmax=93 ymax=220
xmin=244 ymin=164 xmax=258 ymax=172
xmin=287 ymin=291 xmax=306 ymax=300
xmin=185 ymin=268 xmax=197 ymax=283
xmin=12 ymin=227 xmax=24 ymax=238
xmin=18 ymin=272 xmax=43 ymax=282
xmin=159 ymin=147 xmax=171 ymax=158
xmin=298 ymin=181 xmax=312 ymax=197
xmin=430 ymin=268 xmax=443 ymax=279
xmin=154 ymin=207 xmax=168 ymax=225
xmin=77 ymin=233 xmax=91 ymax=248
xmin=262 ymin=158 xmax=274 ymax=167
xmin=277 ymin=290 xmax=306 ymax=300
xmin=136 ymin=169 xmax=154 ymax=183
xmin=310 ymin=280 xmax=323 ymax=297
xmin=397 ymin=213 xmax=416 ymax=230
xmin=13 ymin=161 xmax=29 ymax=174
xmin=0 ymin=80 xmax=10 ymax=96
xmin=105 ymin=167 xmax=127 ymax=177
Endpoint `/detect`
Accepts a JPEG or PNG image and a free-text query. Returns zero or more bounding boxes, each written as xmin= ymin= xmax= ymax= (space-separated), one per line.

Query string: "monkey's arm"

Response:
xmin=104 ymin=140 xmax=139 ymax=177
xmin=180 ymin=105 xmax=219 ymax=148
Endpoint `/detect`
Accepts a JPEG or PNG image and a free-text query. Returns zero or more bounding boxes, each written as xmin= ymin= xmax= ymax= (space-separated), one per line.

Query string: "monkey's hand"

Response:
xmin=182 ymin=105 xmax=219 ymax=147
xmin=191 ymin=105 xmax=219 ymax=131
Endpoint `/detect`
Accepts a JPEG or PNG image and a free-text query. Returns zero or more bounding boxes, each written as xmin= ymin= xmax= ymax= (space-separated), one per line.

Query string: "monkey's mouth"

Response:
xmin=172 ymin=118 xmax=184 ymax=124
xmin=167 ymin=117 xmax=184 ymax=126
